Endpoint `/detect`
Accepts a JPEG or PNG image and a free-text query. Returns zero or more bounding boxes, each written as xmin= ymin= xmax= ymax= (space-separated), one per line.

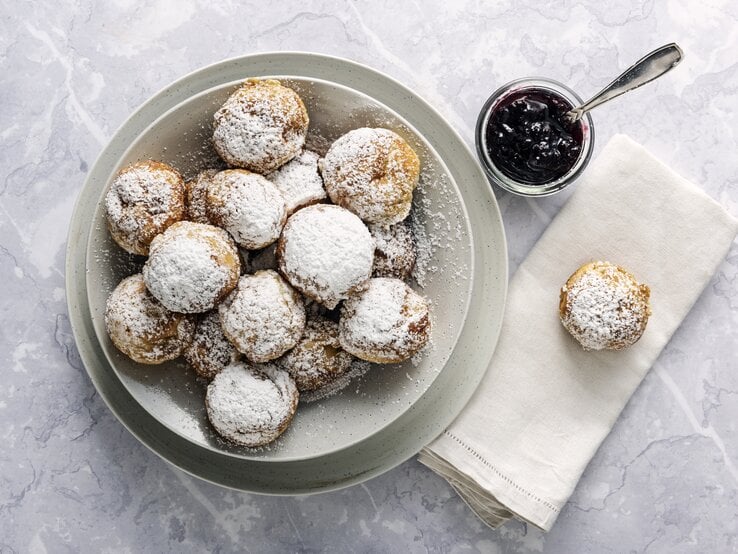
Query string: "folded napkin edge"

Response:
xmin=420 ymin=134 xmax=738 ymax=534
xmin=424 ymin=431 xmax=561 ymax=531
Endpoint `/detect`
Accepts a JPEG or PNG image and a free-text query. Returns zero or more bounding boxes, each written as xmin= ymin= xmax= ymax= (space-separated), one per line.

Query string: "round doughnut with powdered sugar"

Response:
xmin=339 ymin=277 xmax=430 ymax=364
xmin=266 ymin=149 xmax=326 ymax=215
xmin=559 ymin=261 xmax=651 ymax=351
xmin=105 ymin=160 xmax=185 ymax=255
xmin=276 ymin=204 xmax=375 ymax=309
xmin=105 ymin=273 xmax=195 ymax=364
xmin=219 ymin=270 xmax=305 ymax=363
xmin=143 ymin=221 xmax=240 ymax=314
xmin=369 ymin=221 xmax=416 ymax=280
xmin=212 ymin=79 xmax=308 ymax=173
xmin=206 ymin=169 xmax=287 ymax=250
xmin=278 ymin=316 xmax=354 ymax=392
xmin=184 ymin=310 xmax=240 ymax=380
xmin=184 ymin=169 xmax=218 ymax=224
xmin=205 ymin=362 xmax=298 ymax=447
xmin=320 ymin=128 xmax=420 ymax=225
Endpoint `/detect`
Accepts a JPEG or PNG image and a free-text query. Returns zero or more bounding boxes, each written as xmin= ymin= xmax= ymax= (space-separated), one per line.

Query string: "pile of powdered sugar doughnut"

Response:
xmin=102 ymin=78 xmax=433 ymax=448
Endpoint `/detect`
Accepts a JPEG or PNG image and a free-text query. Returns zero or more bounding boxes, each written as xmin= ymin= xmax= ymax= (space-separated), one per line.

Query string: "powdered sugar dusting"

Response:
xmin=105 ymin=273 xmax=194 ymax=364
xmin=207 ymin=169 xmax=286 ymax=250
xmin=105 ymin=160 xmax=185 ymax=255
xmin=279 ymin=205 xmax=374 ymax=309
xmin=185 ymin=168 xmax=217 ymax=224
xmin=410 ymin=169 xmax=465 ymax=288
xmin=212 ymin=79 xmax=308 ymax=173
xmin=205 ymin=362 xmax=298 ymax=447
xmin=184 ymin=310 xmax=240 ymax=380
xmin=339 ymin=278 xmax=430 ymax=363
xmin=369 ymin=221 xmax=416 ymax=280
xmin=219 ymin=270 xmax=306 ymax=363
xmin=299 ymin=358 xmax=371 ymax=403
xmin=560 ymin=261 xmax=651 ymax=351
xmin=266 ymin=150 xmax=326 ymax=215
xmin=96 ymin=78 xmax=477 ymax=454
xmin=320 ymin=127 xmax=419 ymax=225
xmin=143 ymin=222 xmax=239 ymax=313
xmin=278 ymin=316 xmax=354 ymax=392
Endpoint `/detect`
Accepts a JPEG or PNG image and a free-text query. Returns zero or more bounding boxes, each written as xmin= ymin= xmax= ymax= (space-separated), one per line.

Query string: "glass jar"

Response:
xmin=475 ymin=77 xmax=595 ymax=197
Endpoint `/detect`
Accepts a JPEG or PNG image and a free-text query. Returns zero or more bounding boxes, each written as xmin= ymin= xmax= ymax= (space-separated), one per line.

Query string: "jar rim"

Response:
xmin=475 ymin=77 xmax=595 ymax=197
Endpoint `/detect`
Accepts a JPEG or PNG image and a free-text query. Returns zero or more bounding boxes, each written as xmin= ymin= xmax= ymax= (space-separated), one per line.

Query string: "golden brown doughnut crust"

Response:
xmin=212 ymin=79 xmax=309 ymax=173
xmin=105 ymin=160 xmax=185 ymax=255
xmin=275 ymin=204 xmax=375 ymax=309
xmin=184 ymin=169 xmax=218 ymax=224
xmin=218 ymin=270 xmax=306 ymax=363
xmin=320 ymin=128 xmax=420 ymax=225
xmin=559 ymin=261 xmax=651 ymax=351
xmin=143 ymin=221 xmax=241 ymax=314
xmin=204 ymin=362 xmax=299 ymax=447
xmin=105 ymin=273 xmax=195 ymax=364
xmin=370 ymin=221 xmax=416 ymax=280
xmin=278 ymin=316 xmax=354 ymax=392
xmin=339 ymin=277 xmax=430 ymax=364
xmin=205 ymin=169 xmax=287 ymax=250
xmin=184 ymin=310 xmax=240 ymax=380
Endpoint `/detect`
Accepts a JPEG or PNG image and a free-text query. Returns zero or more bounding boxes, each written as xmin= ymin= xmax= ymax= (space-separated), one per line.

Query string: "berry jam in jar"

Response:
xmin=476 ymin=78 xmax=594 ymax=197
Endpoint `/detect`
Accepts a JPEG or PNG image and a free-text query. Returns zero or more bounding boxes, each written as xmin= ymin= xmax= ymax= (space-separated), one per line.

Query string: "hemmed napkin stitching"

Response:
xmin=444 ymin=430 xmax=559 ymax=513
xmin=422 ymin=135 xmax=738 ymax=532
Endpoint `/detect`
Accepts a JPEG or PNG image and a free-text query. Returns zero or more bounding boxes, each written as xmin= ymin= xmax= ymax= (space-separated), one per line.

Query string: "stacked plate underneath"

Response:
xmin=66 ymin=53 xmax=508 ymax=493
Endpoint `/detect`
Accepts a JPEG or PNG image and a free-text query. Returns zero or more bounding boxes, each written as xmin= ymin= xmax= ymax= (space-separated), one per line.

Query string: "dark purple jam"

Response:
xmin=485 ymin=88 xmax=584 ymax=185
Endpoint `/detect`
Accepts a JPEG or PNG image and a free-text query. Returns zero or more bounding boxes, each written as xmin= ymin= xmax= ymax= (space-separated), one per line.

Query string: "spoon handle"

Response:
xmin=568 ymin=43 xmax=684 ymax=122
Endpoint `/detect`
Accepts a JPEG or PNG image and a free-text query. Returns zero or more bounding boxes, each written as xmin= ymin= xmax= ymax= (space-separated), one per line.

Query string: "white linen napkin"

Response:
xmin=418 ymin=134 xmax=738 ymax=531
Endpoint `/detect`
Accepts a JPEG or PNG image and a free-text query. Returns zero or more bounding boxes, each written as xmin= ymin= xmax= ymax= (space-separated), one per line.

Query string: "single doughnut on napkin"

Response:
xmin=418 ymin=134 xmax=738 ymax=531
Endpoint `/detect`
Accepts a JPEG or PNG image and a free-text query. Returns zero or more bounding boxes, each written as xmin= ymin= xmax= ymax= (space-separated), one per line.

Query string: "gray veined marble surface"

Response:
xmin=1 ymin=0 xmax=737 ymax=552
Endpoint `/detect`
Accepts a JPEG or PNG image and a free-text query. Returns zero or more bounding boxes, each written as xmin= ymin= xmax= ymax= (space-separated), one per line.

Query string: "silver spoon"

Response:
xmin=566 ymin=43 xmax=684 ymax=123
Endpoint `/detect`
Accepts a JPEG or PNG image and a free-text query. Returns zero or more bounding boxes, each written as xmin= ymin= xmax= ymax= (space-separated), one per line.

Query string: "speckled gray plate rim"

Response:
xmin=66 ymin=52 xmax=508 ymax=494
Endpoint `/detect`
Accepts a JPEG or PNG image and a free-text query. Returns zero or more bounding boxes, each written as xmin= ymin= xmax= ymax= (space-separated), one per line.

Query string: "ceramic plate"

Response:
xmin=66 ymin=52 xmax=507 ymax=493
xmin=87 ymin=76 xmax=473 ymax=460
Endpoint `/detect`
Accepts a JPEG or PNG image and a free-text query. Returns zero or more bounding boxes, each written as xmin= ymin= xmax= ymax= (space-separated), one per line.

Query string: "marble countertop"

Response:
xmin=2 ymin=1 xmax=737 ymax=552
